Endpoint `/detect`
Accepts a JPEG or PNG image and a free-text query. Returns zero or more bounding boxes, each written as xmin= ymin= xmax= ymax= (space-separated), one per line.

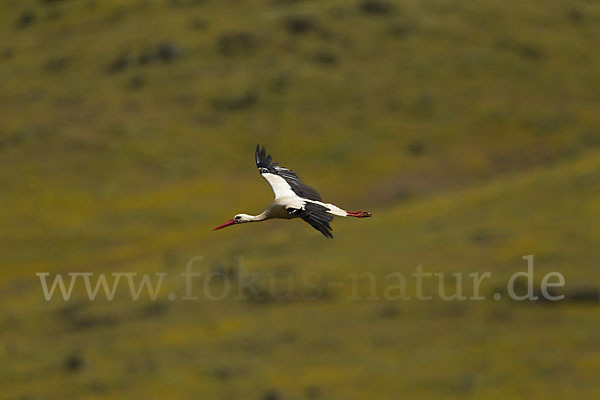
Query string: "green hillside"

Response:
xmin=1 ymin=0 xmax=599 ymax=399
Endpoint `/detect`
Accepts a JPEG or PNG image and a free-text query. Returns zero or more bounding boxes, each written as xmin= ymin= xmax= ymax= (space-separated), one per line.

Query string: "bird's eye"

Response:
xmin=235 ymin=216 xmax=241 ymax=221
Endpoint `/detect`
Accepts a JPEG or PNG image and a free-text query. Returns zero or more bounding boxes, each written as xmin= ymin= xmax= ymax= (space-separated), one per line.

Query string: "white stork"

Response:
xmin=213 ymin=145 xmax=371 ymax=238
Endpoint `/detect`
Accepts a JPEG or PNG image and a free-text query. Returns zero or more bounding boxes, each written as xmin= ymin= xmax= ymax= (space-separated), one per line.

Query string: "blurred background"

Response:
xmin=1 ymin=0 xmax=599 ymax=398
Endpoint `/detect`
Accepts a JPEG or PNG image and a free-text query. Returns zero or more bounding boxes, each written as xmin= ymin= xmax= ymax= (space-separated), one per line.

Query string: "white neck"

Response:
xmin=251 ymin=211 xmax=268 ymax=221
xmin=239 ymin=211 xmax=268 ymax=222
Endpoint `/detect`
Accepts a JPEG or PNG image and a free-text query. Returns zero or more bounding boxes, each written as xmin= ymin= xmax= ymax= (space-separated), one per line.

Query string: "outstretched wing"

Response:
xmin=288 ymin=202 xmax=334 ymax=238
xmin=255 ymin=144 xmax=323 ymax=201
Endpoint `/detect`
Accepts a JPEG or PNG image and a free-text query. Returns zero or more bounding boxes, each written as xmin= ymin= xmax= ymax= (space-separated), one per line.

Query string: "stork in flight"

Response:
xmin=213 ymin=145 xmax=371 ymax=238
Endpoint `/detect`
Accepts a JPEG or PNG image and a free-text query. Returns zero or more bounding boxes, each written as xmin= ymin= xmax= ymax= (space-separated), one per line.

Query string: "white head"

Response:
xmin=213 ymin=213 xmax=254 ymax=230
xmin=233 ymin=213 xmax=254 ymax=223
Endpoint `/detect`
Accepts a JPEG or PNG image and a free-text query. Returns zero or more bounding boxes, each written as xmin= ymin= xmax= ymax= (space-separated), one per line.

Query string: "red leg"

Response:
xmin=347 ymin=211 xmax=372 ymax=218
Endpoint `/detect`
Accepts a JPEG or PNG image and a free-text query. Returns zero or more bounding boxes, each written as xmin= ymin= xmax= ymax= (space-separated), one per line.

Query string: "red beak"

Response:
xmin=213 ymin=219 xmax=236 ymax=230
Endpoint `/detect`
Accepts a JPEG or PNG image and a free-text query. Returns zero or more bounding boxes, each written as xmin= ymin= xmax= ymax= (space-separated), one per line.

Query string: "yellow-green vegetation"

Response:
xmin=1 ymin=0 xmax=599 ymax=398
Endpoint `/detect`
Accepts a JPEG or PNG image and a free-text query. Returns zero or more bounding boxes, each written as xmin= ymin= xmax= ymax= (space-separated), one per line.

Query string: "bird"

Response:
xmin=213 ymin=144 xmax=371 ymax=238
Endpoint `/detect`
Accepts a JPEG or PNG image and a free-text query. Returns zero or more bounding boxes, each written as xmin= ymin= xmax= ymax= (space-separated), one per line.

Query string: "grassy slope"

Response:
xmin=1 ymin=0 xmax=599 ymax=399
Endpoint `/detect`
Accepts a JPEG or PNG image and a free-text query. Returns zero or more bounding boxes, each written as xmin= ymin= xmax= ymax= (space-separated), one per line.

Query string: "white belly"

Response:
xmin=267 ymin=196 xmax=347 ymax=219
xmin=265 ymin=199 xmax=295 ymax=219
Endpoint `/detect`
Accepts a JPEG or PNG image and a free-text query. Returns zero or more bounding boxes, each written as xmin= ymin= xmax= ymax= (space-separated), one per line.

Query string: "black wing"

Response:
xmin=289 ymin=202 xmax=334 ymax=239
xmin=255 ymin=144 xmax=323 ymax=201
